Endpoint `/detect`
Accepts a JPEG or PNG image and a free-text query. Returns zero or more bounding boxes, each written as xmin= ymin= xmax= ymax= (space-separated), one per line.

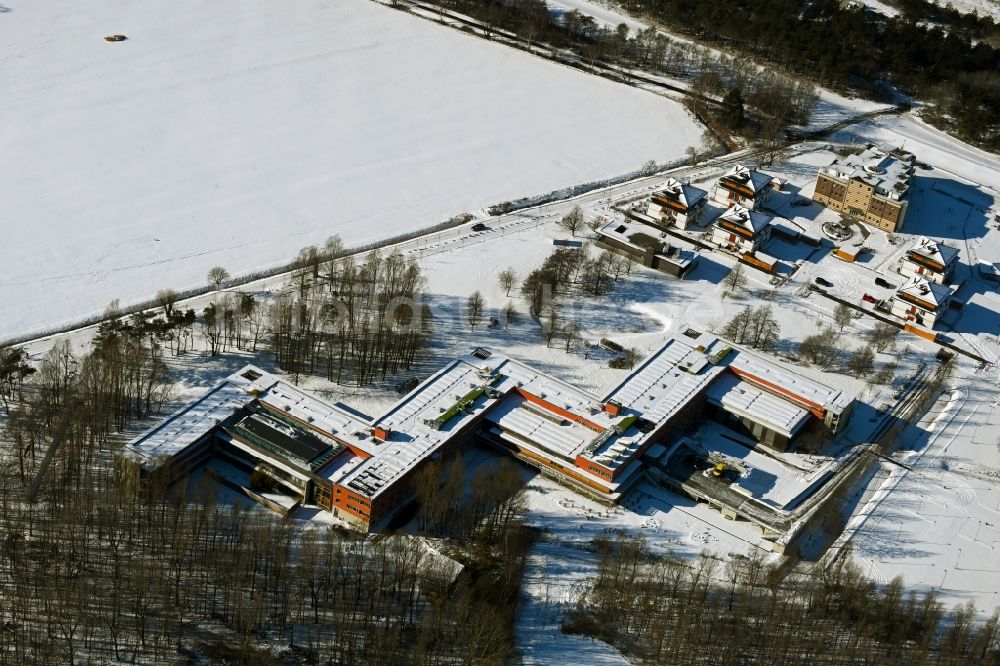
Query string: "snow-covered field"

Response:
xmin=0 ymin=0 xmax=705 ymax=342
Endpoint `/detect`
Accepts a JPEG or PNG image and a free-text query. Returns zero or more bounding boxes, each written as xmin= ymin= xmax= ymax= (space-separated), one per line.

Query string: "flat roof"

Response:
xmin=485 ymin=393 xmax=595 ymax=462
xmin=603 ymin=337 xmax=724 ymax=420
xmin=234 ymin=412 xmax=334 ymax=466
xmin=124 ymin=365 xmax=375 ymax=469
xmin=726 ymin=349 xmax=852 ymax=412
xmin=122 ymin=369 xmax=262 ymax=468
xmin=706 ymin=374 xmax=811 ymax=438
xmin=821 ymin=144 xmax=914 ymax=201
xmin=595 ymin=219 xmax=700 ymax=268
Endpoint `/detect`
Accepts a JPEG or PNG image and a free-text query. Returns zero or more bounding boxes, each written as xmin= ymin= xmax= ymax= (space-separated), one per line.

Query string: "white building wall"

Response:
xmin=711 ymin=226 xmax=758 ymax=254
xmin=890 ymin=298 xmax=941 ymax=328
xmin=898 ymin=257 xmax=950 ymax=284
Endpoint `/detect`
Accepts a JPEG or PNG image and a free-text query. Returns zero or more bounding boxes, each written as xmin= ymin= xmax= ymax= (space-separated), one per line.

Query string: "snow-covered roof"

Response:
xmin=341 ymin=349 xmax=623 ymax=498
xmin=906 ymin=237 xmax=959 ymax=269
xmin=820 ymin=144 xmax=914 ymax=201
xmin=486 ymin=393 xmax=596 ymax=462
xmin=719 ymin=164 xmax=773 ymax=194
xmin=896 ymin=275 xmax=954 ymax=309
xmin=717 ymin=204 xmax=772 ymax=235
xmin=651 ymin=177 xmax=707 ymax=210
xmin=595 ymin=219 xmax=699 ymax=267
xmin=122 ymin=372 xmax=258 ymax=468
xmin=603 ymin=337 xmax=725 ymax=422
xmin=123 ymin=365 xmax=374 ymax=471
xmin=726 ymin=349 xmax=852 ymax=413
xmin=706 ymin=373 xmax=811 ymax=438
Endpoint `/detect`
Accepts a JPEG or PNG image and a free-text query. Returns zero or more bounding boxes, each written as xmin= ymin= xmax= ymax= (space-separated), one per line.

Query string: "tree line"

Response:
xmin=0 ymin=455 xmax=535 ymax=664
xmin=263 ymin=237 xmax=432 ymax=386
xmin=565 ymin=534 xmax=1000 ymax=665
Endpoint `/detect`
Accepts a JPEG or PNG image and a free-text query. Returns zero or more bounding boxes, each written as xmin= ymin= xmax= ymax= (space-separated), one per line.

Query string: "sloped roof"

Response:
xmin=718 ymin=204 xmax=772 ymax=235
xmin=896 ymin=275 xmax=954 ymax=308
xmin=720 ymin=164 xmax=773 ymax=194
xmin=908 ymin=237 xmax=959 ymax=268
xmin=653 ymin=177 xmax=707 ymax=209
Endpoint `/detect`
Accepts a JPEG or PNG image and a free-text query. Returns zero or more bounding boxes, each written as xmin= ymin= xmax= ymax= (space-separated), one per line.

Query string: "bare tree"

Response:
xmin=498 ymin=268 xmax=518 ymax=296
xmin=799 ymin=327 xmax=839 ymax=367
xmin=723 ymin=263 xmax=748 ymax=297
xmin=467 ymin=291 xmax=486 ymax=331
xmin=544 ymin=306 xmax=560 ymax=346
xmin=868 ymin=321 xmax=899 ymax=352
xmin=563 ymin=321 xmax=579 ymax=352
xmin=722 ymin=305 xmax=780 ymax=350
xmin=156 ymin=289 xmax=179 ymax=318
xmin=201 ymin=303 xmax=224 ymax=355
xmin=502 ymin=301 xmax=517 ymax=330
xmin=833 ymin=303 xmax=854 ymax=332
xmin=846 ymin=345 xmax=875 ymax=378
xmin=560 ymin=205 xmax=585 ymax=237
xmin=207 ymin=266 xmax=230 ymax=291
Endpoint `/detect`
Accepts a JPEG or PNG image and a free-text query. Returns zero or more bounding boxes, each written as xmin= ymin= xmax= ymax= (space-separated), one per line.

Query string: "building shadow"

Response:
xmin=902 ymin=174 xmax=993 ymax=242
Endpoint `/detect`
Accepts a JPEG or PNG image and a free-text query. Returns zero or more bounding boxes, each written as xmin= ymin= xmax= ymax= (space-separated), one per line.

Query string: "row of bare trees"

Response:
xmin=268 ymin=241 xmax=433 ymax=386
xmin=3 ymin=308 xmax=174 ymax=490
xmin=567 ymin=534 xmax=1000 ymax=665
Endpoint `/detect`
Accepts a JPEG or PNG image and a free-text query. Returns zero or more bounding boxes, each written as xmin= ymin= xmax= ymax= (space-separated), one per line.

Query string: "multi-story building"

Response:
xmin=122 ymin=334 xmax=856 ymax=531
xmin=890 ymin=275 xmax=955 ymax=329
xmin=812 ymin=144 xmax=915 ymax=232
xmin=646 ymin=178 xmax=708 ymax=230
xmin=711 ymin=204 xmax=773 ymax=255
xmin=711 ymin=164 xmax=774 ymax=210
xmin=898 ymin=237 xmax=960 ymax=284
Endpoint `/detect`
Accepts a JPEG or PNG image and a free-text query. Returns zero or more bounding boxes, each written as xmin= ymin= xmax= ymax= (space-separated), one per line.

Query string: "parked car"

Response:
xmin=814 ymin=276 xmax=833 ymax=288
xmin=874 ymin=277 xmax=894 ymax=288
xmin=471 ymin=222 xmax=487 ymax=232
xmin=862 ymin=293 xmax=877 ymax=303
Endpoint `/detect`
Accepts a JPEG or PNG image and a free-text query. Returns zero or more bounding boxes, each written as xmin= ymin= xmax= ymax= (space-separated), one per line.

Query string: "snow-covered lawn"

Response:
xmin=0 ymin=0 xmax=705 ymax=342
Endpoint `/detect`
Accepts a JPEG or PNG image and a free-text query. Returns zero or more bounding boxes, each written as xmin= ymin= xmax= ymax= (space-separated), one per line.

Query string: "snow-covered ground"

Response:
xmin=812 ymin=110 xmax=1000 ymax=616
xmin=0 ymin=0 xmax=705 ymax=342
xmin=831 ymin=380 xmax=1000 ymax=614
xmin=804 ymin=89 xmax=893 ymax=132
xmin=928 ymin=0 xmax=1000 ymax=21
xmin=831 ymin=112 xmax=1000 ymax=192
xmin=546 ymin=0 xmax=646 ymax=32
xmin=864 ymin=0 xmax=902 ymax=17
